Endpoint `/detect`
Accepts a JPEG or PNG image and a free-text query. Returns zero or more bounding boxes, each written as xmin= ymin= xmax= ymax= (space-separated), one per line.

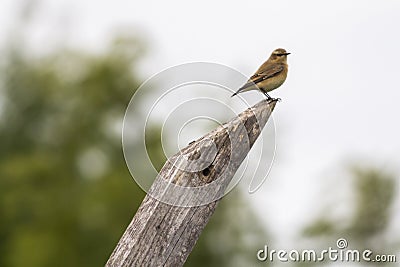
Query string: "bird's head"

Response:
xmin=269 ymin=48 xmax=290 ymax=63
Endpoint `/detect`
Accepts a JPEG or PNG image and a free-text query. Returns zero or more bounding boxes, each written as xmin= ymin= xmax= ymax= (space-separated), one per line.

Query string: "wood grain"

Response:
xmin=106 ymin=98 xmax=277 ymax=267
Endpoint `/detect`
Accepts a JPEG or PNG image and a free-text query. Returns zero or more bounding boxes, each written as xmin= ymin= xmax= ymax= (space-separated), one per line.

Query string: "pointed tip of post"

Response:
xmin=256 ymin=97 xmax=279 ymax=108
xmin=241 ymin=97 xmax=278 ymax=121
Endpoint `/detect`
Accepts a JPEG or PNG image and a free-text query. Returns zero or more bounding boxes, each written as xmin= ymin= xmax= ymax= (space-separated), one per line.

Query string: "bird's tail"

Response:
xmin=231 ymin=83 xmax=254 ymax=97
xmin=231 ymin=87 xmax=244 ymax=97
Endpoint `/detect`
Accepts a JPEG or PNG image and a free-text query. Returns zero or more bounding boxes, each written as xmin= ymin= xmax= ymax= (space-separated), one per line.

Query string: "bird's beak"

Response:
xmin=284 ymin=52 xmax=291 ymax=56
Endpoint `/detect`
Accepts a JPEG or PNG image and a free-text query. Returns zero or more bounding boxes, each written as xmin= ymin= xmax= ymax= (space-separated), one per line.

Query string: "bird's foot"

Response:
xmin=272 ymin=97 xmax=282 ymax=102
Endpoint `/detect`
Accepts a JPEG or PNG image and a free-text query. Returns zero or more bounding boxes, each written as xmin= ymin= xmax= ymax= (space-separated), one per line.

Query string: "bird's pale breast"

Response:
xmin=259 ymin=67 xmax=288 ymax=92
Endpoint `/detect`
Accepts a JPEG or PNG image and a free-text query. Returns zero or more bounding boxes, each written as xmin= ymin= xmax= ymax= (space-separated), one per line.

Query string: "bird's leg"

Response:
xmin=263 ymin=91 xmax=281 ymax=102
xmin=262 ymin=91 xmax=272 ymax=100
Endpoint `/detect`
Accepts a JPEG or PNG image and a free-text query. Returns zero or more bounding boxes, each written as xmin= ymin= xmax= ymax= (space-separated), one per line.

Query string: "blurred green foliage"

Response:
xmin=303 ymin=166 xmax=398 ymax=265
xmin=349 ymin=168 xmax=395 ymax=239
xmin=0 ymin=36 xmax=148 ymax=267
xmin=0 ymin=34 xmax=267 ymax=266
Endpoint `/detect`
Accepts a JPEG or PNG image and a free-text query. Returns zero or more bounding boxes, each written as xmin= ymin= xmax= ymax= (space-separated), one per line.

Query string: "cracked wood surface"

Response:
xmin=106 ymin=98 xmax=277 ymax=267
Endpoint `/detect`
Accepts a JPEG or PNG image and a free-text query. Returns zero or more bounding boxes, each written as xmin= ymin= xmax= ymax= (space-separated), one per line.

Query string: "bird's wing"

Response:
xmin=238 ymin=64 xmax=284 ymax=91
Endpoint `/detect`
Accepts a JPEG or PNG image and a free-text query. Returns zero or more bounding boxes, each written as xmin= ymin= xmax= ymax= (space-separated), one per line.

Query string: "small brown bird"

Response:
xmin=232 ymin=48 xmax=290 ymax=99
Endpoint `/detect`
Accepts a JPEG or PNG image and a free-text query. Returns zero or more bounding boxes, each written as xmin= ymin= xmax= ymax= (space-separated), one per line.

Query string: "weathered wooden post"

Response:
xmin=106 ymin=98 xmax=278 ymax=266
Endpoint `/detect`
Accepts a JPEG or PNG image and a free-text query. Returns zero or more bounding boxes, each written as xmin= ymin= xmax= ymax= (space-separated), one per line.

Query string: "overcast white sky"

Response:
xmin=2 ymin=0 xmax=400 ymax=247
